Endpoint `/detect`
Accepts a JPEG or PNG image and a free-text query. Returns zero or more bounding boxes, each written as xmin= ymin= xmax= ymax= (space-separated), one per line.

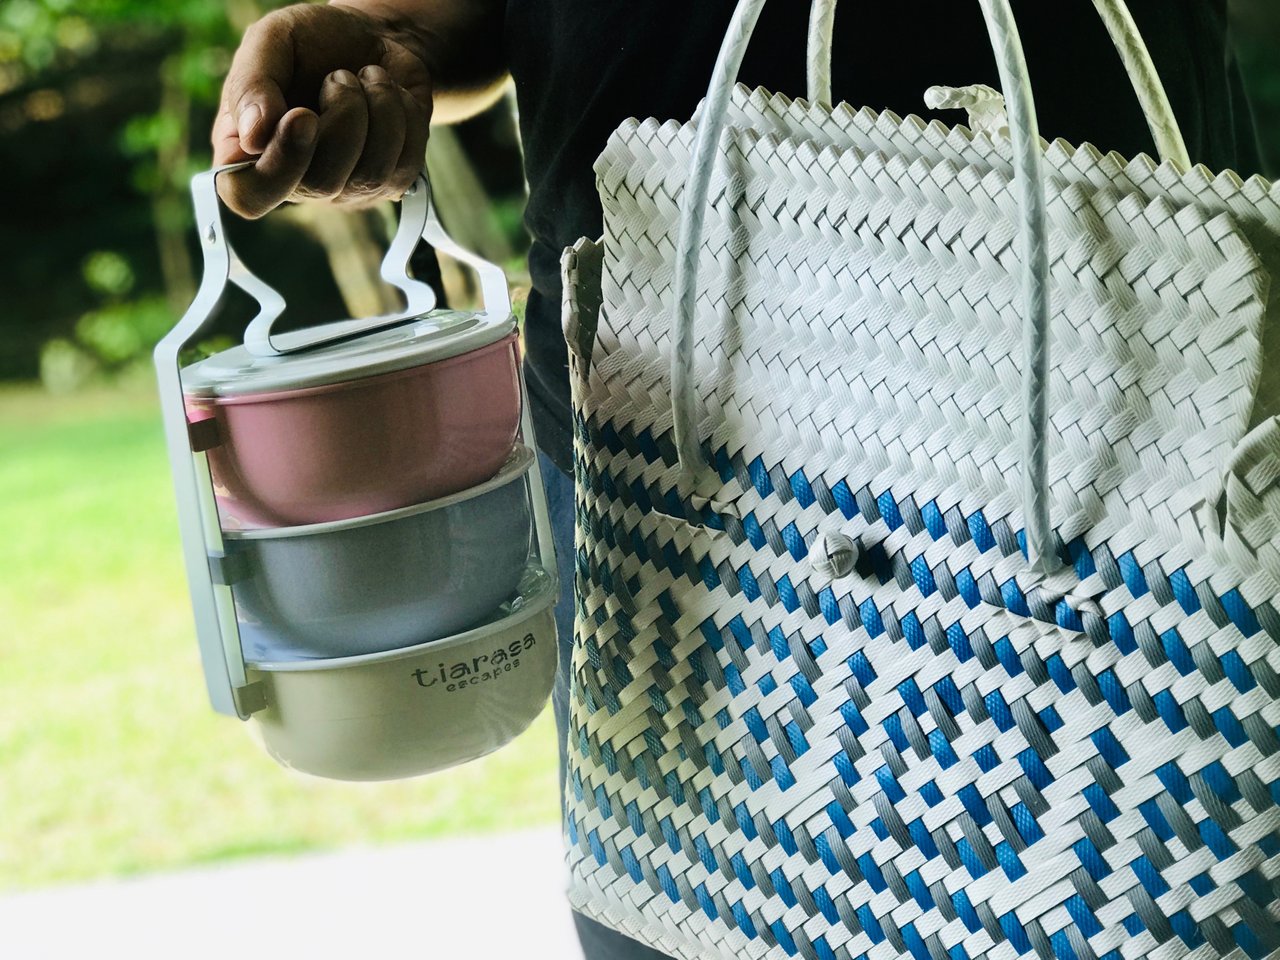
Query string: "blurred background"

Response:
xmin=1 ymin=0 xmax=1279 ymax=946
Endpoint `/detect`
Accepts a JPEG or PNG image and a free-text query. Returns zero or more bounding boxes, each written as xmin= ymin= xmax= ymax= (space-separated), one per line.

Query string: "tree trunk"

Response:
xmin=426 ymin=122 xmax=516 ymax=308
xmin=284 ymin=205 xmax=403 ymax=320
xmin=153 ymin=53 xmax=196 ymax=314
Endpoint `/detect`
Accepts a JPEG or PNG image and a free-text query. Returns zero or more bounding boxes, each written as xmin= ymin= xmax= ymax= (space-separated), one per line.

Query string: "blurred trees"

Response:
xmin=0 ymin=0 xmax=526 ymax=390
xmin=1233 ymin=0 xmax=1280 ymax=176
xmin=2 ymin=0 xmax=245 ymax=385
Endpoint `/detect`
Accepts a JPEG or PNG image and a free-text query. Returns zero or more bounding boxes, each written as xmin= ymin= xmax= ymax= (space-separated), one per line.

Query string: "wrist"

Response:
xmin=328 ymin=1 xmax=433 ymax=63
xmin=327 ymin=0 xmax=507 ymax=120
xmin=330 ymin=0 xmax=504 ymax=88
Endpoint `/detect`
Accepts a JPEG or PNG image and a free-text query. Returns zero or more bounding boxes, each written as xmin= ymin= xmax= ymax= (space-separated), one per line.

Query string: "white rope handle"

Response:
xmin=806 ymin=0 xmax=837 ymax=106
xmin=672 ymin=0 xmax=768 ymax=493
xmin=673 ymin=0 xmax=1061 ymax=573
xmin=979 ymin=0 xmax=1055 ymax=575
xmin=803 ymin=0 xmax=1189 ymax=168
xmin=1090 ymin=0 xmax=1190 ymax=168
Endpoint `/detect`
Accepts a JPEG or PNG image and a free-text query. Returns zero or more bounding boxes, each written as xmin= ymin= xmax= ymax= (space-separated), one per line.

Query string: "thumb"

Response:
xmin=220 ymin=17 xmax=294 ymax=155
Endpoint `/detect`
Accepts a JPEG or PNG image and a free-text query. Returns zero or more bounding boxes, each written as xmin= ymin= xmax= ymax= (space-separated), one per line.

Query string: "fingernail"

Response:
xmin=237 ymin=103 xmax=261 ymax=142
xmin=291 ymin=112 xmax=318 ymax=146
xmin=331 ymin=69 xmax=358 ymax=87
xmin=359 ymin=65 xmax=389 ymax=84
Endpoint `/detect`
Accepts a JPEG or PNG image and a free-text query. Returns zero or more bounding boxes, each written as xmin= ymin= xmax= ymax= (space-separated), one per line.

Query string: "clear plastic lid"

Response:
xmin=181 ymin=309 xmax=515 ymax=399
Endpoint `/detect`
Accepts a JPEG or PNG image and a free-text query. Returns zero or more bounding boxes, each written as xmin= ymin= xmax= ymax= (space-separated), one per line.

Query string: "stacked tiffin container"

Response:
xmin=155 ymin=164 xmax=558 ymax=781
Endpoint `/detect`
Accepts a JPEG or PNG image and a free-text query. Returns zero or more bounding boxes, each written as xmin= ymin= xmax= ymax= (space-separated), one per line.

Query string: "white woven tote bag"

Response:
xmin=561 ymin=1 xmax=1280 ymax=957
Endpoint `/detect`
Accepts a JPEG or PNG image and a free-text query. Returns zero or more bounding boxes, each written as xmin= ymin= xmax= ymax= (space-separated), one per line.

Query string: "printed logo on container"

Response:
xmin=412 ymin=633 xmax=538 ymax=692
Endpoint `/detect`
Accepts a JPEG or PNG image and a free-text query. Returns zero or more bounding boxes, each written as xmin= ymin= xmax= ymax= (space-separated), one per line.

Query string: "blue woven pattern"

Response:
xmin=579 ymin=413 xmax=1280 ymax=671
xmin=565 ymin=410 xmax=1280 ymax=960
xmin=566 ymin=64 xmax=1280 ymax=960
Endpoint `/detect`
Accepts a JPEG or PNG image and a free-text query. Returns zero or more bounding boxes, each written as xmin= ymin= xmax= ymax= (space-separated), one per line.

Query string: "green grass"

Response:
xmin=0 ymin=385 xmax=560 ymax=892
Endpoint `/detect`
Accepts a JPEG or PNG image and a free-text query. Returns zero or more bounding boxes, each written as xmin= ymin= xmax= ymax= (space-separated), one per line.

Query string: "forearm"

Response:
xmin=331 ymin=0 xmax=509 ymax=122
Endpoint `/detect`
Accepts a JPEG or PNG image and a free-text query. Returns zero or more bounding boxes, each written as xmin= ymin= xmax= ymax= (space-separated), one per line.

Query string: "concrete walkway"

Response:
xmin=0 ymin=828 xmax=583 ymax=959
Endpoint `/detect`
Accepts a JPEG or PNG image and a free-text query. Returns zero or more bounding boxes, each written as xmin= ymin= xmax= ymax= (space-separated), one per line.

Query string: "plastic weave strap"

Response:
xmin=672 ymin=0 xmax=1060 ymax=571
xmin=977 ymin=0 xmax=1052 ymax=575
xmin=1091 ymin=0 xmax=1190 ymax=168
xmin=806 ymin=0 xmax=837 ymax=106
xmin=671 ymin=0 xmax=769 ymax=495
xmin=802 ymin=0 xmax=1188 ymax=167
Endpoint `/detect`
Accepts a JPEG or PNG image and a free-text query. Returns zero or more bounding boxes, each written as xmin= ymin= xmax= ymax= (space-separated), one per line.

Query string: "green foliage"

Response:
xmin=83 ymin=250 xmax=135 ymax=297
xmin=0 ymin=0 xmax=239 ymax=87
xmin=0 ymin=1 xmax=291 ymax=385
xmin=77 ymin=297 xmax=171 ymax=364
xmin=120 ymin=108 xmax=185 ymax=157
xmin=38 ymin=251 xmax=171 ymax=390
xmin=0 ymin=1 xmax=89 ymax=72
xmin=38 ymin=297 xmax=172 ymax=392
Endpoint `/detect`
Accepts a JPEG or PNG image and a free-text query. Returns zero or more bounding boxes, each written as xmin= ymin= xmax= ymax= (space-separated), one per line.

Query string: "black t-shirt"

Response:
xmin=503 ymin=0 xmax=1260 ymax=475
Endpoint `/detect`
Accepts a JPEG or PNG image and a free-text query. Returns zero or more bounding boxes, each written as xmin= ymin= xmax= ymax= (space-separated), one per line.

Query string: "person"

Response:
xmin=212 ymin=3 xmax=1259 ymax=957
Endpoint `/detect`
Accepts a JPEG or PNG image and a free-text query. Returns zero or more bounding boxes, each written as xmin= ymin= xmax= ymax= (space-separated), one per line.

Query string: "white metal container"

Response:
xmin=154 ymin=164 xmax=558 ymax=780
xmin=247 ymin=565 xmax=558 ymax=781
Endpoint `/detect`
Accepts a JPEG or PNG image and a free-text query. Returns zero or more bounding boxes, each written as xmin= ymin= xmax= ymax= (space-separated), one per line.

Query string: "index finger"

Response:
xmin=220 ymin=15 xmax=295 ymax=156
xmin=212 ymin=107 xmax=252 ymax=166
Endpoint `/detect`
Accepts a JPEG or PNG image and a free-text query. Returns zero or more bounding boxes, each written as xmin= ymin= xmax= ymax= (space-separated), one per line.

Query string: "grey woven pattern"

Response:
xmin=564 ymin=236 xmax=605 ymax=369
xmin=565 ymin=87 xmax=1279 ymax=960
xmin=718 ymin=84 xmax=1280 ymax=426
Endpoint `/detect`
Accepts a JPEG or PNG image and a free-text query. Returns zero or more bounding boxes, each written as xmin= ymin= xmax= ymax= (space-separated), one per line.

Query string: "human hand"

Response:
xmin=212 ymin=3 xmax=432 ymax=218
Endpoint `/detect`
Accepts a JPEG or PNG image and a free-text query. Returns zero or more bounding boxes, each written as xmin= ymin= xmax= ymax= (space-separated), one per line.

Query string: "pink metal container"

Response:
xmin=183 ymin=317 xmax=521 ymax=529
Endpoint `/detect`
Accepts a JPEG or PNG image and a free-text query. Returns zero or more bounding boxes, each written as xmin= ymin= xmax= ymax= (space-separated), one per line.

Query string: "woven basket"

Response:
xmin=563 ymin=2 xmax=1280 ymax=958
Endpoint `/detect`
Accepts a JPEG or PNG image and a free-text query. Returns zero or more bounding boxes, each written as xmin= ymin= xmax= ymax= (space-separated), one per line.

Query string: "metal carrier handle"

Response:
xmin=155 ymin=165 xmax=550 ymax=718
xmin=672 ymin=0 xmax=1188 ymax=578
xmin=186 ymin=163 xmax=512 ymax=356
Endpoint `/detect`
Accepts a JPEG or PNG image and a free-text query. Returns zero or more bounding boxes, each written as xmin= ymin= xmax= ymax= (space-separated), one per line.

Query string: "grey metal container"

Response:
xmin=227 ymin=447 xmax=534 ymax=662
